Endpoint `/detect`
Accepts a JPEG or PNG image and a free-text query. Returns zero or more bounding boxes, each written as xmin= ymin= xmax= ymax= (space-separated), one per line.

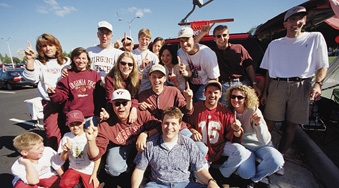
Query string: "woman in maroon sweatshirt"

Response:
xmin=48 ymin=47 xmax=102 ymax=126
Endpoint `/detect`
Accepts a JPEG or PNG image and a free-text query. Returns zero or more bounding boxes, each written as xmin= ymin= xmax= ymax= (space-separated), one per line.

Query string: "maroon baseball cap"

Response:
xmin=66 ymin=110 xmax=84 ymax=125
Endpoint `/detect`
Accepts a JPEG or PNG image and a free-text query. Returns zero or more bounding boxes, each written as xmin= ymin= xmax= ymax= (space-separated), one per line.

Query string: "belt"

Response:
xmin=273 ymin=77 xmax=309 ymax=82
xmin=222 ymin=77 xmax=244 ymax=84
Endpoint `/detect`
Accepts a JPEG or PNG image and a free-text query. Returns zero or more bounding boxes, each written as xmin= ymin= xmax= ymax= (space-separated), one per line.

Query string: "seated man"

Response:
xmin=131 ymin=107 xmax=220 ymax=188
xmin=185 ymin=80 xmax=251 ymax=178
xmin=86 ymin=89 xmax=161 ymax=180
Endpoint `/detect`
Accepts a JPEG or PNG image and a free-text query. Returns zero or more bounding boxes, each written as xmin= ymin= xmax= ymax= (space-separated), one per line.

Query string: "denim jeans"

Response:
xmin=221 ymin=80 xmax=247 ymax=105
xmin=236 ymin=145 xmax=284 ymax=182
xmin=105 ymin=144 xmax=136 ymax=176
xmin=145 ymin=181 xmax=206 ymax=188
xmin=180 ymin=128 xmax=209 ymax=157
xmin=193 ymin=85 xmax=206 ymax=102
xmin=219 ymin=141 xmax=252 ymax=178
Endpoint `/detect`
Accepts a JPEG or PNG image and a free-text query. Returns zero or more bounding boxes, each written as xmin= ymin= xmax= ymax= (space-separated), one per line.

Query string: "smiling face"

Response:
xmin=284 ymin=13 xmax=306 ymax=37
xmin=230 ymin=89 xmax=246 ymax=112
xmin=162 ymin=114 xmax=180 ymax=143
xmin=73 ymin=52 xmax=89 ymax=71
xmin=113 ymin=99 xmax=131 ymax=121
xmin=152 ymin=41 xmax=163 ymax=55
xmin=138 ymin=34 xmax=151 ymax=51
xmin=21 ymin=141 xmax=45 ymax=161
xmin=204 ymin=85 xmax=222 ymax=109
xmin=213 ymin=28 xmax=229 ymax=49
xmin=160 ymin=49 xmax=173 ymax=66
xmin=68 ymin=121 xmax=85 ymax=136
xmin=119 ymin=56 xmax=134 ymax=79
xmin=97 ymin=28 xmax=113 ymax=49
xmin=179 ymin=37 xmax=196 ymax=54
xmin=42 ymin=43 xmax=57 ymax=58
xmin=149 ymin=71 xmax=166 ymax=93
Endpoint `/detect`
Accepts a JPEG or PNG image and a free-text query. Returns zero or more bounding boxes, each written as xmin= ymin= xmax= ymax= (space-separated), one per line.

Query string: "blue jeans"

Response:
xmin=180 ymin=128 xmax=209 ymax=157
xmin=193 ymin=85 xmax=206 ymax=102
xmin=145 ymin=181 xmax=206 ymax=188
xmin=236 ymin=145 xmax=284 ymax=182
xmin=219 ymin=141 xmax=252 ymax=178
xmin=105 ymin=144 xmax=136 ymax=176
xmin=221 ymin=80 xmax=247 ymax=105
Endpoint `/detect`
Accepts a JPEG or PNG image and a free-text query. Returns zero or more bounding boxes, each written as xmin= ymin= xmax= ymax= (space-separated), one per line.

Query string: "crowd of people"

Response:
xmin=10 ymin=5 xmax=328 ymax=188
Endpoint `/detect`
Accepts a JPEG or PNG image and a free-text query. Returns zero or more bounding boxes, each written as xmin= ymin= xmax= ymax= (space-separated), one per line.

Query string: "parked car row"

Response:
xmin=0 ymin=68 xmax=36 ymax=90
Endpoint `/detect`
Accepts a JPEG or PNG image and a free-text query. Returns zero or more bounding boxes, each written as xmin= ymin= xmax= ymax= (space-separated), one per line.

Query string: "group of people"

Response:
xmin=10 ymin=5 xmax=328 ymax=188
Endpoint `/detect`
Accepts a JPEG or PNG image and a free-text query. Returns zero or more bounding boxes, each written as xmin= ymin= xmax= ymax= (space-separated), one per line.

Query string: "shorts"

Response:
xmin=264 ymin=79 xmax=311 ymax=124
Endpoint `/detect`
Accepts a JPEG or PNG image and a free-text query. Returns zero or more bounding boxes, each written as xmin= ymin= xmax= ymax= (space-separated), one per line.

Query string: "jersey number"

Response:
xmin=198 ymin=121 xmax=222 ymax=144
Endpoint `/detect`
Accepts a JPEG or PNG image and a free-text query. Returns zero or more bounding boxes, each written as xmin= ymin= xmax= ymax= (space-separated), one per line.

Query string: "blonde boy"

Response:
xmin=58 ymin=110 xmax=100 ymax=188
xmin=11 ymin=132 xmax=64 ymax=188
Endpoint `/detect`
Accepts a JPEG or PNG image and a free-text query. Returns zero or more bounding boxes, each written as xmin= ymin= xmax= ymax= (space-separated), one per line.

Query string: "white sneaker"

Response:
xmin=275 ymin=167 xmax=284 ymax=176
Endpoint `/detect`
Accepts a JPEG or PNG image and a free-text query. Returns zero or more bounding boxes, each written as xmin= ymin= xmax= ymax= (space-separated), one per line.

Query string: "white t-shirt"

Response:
xmin=57 ymin=132 xmax=94 ymax=175
xmin=177 ymin=43 xmax=220 ymax=85
xmin=11 ymin=147 xmax=64 ymax=186
xmin=87 ymin=45 xmax=123 ymax=80
xmin=23 ymin=58 xmax=71 ymax=101
xmin=260 ymin=32 xmax=329 ymax=78
xmin=132 ymin=48 xmax=159 ymax=92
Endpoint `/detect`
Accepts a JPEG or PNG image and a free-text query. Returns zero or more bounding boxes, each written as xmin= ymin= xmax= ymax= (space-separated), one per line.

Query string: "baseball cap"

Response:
xmin=98 ymin=21 xmax=113 ymax=32
xmin=205 ymin=80 xmax=222 ymax=90
xmin=112 ymin=89 xmax=131 ymax=101
xmin=149 ymin=64 xmax=166 ymax=75
xmin=284 ymin=6 xmax=307 ymax=21
xmin=121 ymin=36 xmax=134 ymax=43
xmin=178 ymin=27 xmax=194 ymax=38
xmin=66 ymin=110 xmax=84 ymax=125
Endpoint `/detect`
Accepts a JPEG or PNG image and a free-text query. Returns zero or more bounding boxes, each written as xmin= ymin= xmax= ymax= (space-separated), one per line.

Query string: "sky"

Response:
xmin=0 ymin=0 xmax=306 ymax=60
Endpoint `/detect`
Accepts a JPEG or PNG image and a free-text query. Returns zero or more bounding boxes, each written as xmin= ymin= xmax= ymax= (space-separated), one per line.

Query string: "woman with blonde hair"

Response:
xmin=105 ymin=51 xmax=140 ymax=123
xmin=225 ymin=84 xmax=284 ymax=187
xmin=23 ymin=33 xmax=70 ymax=150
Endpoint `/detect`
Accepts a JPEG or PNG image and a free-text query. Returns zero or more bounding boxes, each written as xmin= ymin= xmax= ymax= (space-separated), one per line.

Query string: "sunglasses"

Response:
xmin=230 ymin=95 xmax=245 ymax=100
xmin=120 ymin=61 xmax=133 ymax=67
xmin=215 ymin=34 xmax=227 ymax=38
xmin=114 ymin=101 xmax=128 ymax=106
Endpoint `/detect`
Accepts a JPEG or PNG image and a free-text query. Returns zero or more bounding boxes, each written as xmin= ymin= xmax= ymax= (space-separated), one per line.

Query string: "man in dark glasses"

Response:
xmin=86 ymin=89 xmax=161 ymax=186
xmin=196 ymin=24 xmax=261 ymax=105
xmin=185 ymin=80 xmax=251 ymax=179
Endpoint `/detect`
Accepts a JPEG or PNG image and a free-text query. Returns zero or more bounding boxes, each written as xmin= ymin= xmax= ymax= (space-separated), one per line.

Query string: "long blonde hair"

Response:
xmin=106 ymin=52 xmax=139 ymax=98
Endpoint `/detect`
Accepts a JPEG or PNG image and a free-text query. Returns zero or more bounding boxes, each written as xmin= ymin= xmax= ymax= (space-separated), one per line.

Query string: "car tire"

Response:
xmin=6 ymin=83 xmax=12 ymax=90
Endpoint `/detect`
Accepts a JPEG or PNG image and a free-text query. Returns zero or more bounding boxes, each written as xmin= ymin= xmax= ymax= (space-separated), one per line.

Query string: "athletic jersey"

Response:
xmin=185 ymin=101 xmax=240 ymax=162
xmin=87 ymin=45 xmax=123 ymax=80
xmin=58 ymin=132 xmax=94 ymax=175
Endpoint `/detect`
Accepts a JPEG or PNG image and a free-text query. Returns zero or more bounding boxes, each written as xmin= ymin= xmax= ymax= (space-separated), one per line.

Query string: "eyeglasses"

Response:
xmin=114 ymin=101 xmax=128 ymax=106
xmin=215 ymin=34 xmax=228 ymax=38
xmin=230 ymin=95 xmax=245 ymax=100
xmin=120 ymin=61 xmax=133 ymax=67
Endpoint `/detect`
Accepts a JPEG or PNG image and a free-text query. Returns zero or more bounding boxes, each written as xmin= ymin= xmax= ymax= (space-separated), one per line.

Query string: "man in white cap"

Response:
xmin=87 ymin=21 xmax=123 ymax=80
xmin=260 ymin=6 xmax=328 ymax=174
xmin=86 ymin=89 xmax=161 ymax=186
xmin=177 ymin=27 xmax=220 ymax=102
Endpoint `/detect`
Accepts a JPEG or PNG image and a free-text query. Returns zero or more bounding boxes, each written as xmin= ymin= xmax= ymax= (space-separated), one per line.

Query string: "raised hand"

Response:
xmin=62 ymin=138 xmax=72 ymax=152
xmin=140 ymin=53 xmax=149 ymax=70
xmin=25 ymin=40 xmax=35 ymax=60
xmin=100 ymin=108 xmax=109 ymax=121
xmin=200 ymin=23 xmax=215 ymax=34
xmin=86 ymin=118 xmax=98 ymax=141
xmin=250 ymin=105 xmax=262 ymax=126
xmin=231 ymin=111 xmax=242 ymax=131
xmin=168 ymin=68 xmax=179 ymax=85
xmin=177 ymin=56 xmax=188 ymax=76
xmin=113 ymin=36 xmax=122 ymax=49
xmin=183 ymin=81 xmax=193 ymax=101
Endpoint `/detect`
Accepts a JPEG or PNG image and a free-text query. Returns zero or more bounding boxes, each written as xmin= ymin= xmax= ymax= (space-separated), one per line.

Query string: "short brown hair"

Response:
xmin=213 ymin=25 xmax=229 ymax=36
xmin=138 ymin=28 xmax=152 ymax=39
xmin=162 ymin=107 xmax=182 ymax=124
xmin=13 ymin=132 xmax=43 ymax=153
xmin=70 ymin=47 xmax=92 ymax=72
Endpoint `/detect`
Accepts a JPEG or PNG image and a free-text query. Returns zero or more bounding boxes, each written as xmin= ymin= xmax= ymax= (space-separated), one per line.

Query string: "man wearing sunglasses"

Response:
xmin=86 ymin=89 xmax=161 ymax=186
xmin=196 ymin=25 xmax=261 ymax=105
xmin=260 ymin=6 xmax=328 ymax=175
xmin=185 ymin=80 xmax=251 ymax=179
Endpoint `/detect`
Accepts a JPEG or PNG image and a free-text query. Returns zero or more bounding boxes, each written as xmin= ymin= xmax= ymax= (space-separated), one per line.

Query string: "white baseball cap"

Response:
xmin=149 ymin=64 xmax=166 ymax=75
xmin=284 ymin=6 xmax=307 ymax=21
xmin=98 ymin=21 xmax=113 ymax=32
xmin=112 ymin=89 xmax=131 ymax=101
xmin=178 ymin=27 xmax=194 ymax=38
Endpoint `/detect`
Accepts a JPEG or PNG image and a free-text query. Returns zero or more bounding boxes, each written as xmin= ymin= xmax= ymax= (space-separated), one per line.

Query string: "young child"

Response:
xmin=11 ymin=132 xmax=64 ymax=188
xmin=48 ymin=47 xmax=102 ymax=127
xmin=58 ymin=110 xmax=100 ymax=188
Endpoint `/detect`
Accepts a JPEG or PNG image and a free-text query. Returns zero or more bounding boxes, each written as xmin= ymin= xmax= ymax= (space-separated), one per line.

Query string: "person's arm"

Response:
xmin=136 ymin=128 xmax=158 ymax=152
xmin=131 ymin=167 xmax=146 ymax=188
xmin=195 ymin=167 xmax=220 ymax=188
xmin=311 ymin=67 xmax=328 ymax=99
xmin=55 ymin=167 xmax=64 ymax=177
xmin=25 ymin=41 xmax=35 ymax=70
xmin=260 ymin=71 xmax=271 ymax=106
xmin=86 ymin=120 xmax=100 ymax=158
xmin=89 ymin=158 xmax=101 ymax=188
xmin=195 ymin=24 xmax=215 ymax=43
xmin=19 ymin=157 xmax=40 ymax=185
xmin=245 ymin=65 xmax=261 ymax=97
xmin=183 ymin=82 xmax=193 ymax=111
xmin=59 ymin=137 xmax=71 ymax=162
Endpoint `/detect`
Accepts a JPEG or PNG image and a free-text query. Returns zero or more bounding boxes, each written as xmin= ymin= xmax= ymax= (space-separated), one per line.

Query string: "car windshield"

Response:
xmin=9 ymin=71 xmax=22 ymax=77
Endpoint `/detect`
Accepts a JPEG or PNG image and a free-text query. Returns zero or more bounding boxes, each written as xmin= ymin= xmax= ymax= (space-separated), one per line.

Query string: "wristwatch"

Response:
xmin=208 ymin=178 xmax=217 ymax=184
xmin=315 ymin=81 xmax=322 ymax=87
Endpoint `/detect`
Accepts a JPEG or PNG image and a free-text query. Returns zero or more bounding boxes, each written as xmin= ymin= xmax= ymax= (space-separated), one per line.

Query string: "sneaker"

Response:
xmin=275 ymin=167 xmax=284 ymax=176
